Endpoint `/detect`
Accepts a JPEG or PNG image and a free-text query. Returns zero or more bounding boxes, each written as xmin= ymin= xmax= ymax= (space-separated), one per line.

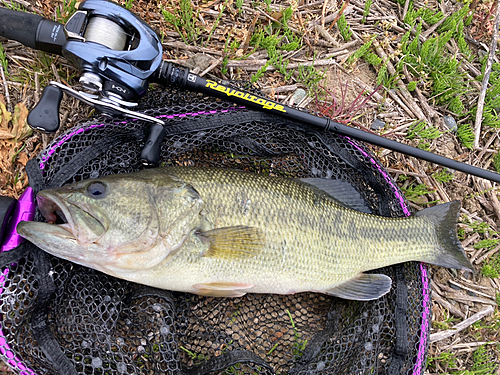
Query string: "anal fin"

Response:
xmin=325 ymin=273 xmax=392 ymax=301
xmin=193 ymin=282 xmax=254 ymax=298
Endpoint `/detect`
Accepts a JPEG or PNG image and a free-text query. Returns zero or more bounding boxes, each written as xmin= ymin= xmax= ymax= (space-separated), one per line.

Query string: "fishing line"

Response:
xmin=84 ymin=16 xmax=127 ymax=50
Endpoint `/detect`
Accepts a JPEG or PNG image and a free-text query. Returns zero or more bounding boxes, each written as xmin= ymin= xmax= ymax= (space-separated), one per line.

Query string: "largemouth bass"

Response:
xmin=17 ymin=167 xmax=472 ymax=300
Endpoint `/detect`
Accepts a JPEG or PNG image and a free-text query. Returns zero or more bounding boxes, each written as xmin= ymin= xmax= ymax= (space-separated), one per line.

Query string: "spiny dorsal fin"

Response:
xmin=324 ymin=273 xmax=392 ymax=301
xmin=197 ymin=226 xmax=265 ymax=259
xmin=300 ymin=178 xmax=372 ymax=214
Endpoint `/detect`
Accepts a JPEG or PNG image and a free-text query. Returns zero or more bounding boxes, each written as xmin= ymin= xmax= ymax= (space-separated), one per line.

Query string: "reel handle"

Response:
xmin=27 ymin=85 xmax=63 ymax=133
xmin=140 ymin=123 xmax=166 ymax=166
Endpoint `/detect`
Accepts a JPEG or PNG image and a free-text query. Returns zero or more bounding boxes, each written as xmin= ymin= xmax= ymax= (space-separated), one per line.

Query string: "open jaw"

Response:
xmin=36 ymin=191 xmax=76 ymax=235
xmin=35 ymin=191 xmax=107 ymax=244
xmin=16 ymin=192 xmax=108 ymax=264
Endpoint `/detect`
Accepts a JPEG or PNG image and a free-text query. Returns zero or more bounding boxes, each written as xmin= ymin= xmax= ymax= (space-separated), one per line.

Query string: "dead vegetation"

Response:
xmin=1 ymin=0 xmax=500 ymax=373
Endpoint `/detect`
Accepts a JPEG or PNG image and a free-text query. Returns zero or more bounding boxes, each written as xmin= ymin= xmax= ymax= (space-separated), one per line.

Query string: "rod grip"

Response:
xmin=0 ymin=7 xmax=65 ymax=55
xmin=0 ymin=7 xmax=42 ymax=48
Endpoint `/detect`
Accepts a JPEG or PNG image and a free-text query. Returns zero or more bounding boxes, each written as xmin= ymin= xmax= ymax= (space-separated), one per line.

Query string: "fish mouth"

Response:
xmin=36 ymin=191 xmax=106 ymax=243
xmin=37 ymin=191 xmax=75 ymax=235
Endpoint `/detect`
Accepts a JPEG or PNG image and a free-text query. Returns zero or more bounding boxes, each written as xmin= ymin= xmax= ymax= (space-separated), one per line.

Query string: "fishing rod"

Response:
xmin=1 ymin=1 xmax=499 ymax=183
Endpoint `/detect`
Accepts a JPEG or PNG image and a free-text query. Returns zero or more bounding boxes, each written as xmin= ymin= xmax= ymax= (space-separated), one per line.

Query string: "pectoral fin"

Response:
xmin=197 ymin=226 xmax=265 ymax=259
xmin=325 ymin=273 xmax=392 ymax=301
xmin=193 ymin=282 xmax=254 ymax=297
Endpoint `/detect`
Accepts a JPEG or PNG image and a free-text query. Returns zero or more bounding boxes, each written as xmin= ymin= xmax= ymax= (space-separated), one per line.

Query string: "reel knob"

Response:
xmin=140 ymin=123 xmax=166 ymax=166
xmin=27 ymin=84 xmax=63 ymax=133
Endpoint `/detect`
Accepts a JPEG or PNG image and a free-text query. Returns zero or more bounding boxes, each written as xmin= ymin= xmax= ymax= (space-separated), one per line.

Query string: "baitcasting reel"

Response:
xmin=28 ymin=0 xmax=164 ymax=130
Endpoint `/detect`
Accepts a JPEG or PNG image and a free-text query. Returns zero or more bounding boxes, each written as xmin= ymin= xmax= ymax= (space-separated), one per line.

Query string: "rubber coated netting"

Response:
xmin=0 ymin=84 xmax=431 ymax=375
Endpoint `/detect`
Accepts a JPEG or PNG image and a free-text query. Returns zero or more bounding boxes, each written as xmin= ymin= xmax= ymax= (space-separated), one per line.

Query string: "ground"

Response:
xmin=0 ymin=0 xmax=499 ymax=374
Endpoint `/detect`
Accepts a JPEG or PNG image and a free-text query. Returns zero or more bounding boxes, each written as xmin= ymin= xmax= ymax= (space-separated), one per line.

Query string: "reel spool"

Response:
xmin=83 ymin=16 xmax=128 ymax=52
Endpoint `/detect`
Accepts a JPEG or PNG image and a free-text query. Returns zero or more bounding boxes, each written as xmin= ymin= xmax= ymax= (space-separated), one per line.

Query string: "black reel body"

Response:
xmin=0 ymin=87 xmax=431 ymax=375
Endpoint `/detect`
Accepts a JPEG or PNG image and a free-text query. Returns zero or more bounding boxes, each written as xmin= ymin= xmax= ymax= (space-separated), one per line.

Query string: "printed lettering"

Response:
xmin=205 ymin=80 xmax=218 ymax=89
xmin=262 ymin=102 xmax=275 ymax=110
xmin=204 ymin=81 xmax=287 ymax=113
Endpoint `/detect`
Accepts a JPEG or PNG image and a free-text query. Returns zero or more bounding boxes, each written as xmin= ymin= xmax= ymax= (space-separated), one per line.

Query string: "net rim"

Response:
xmin=0 ymin=106 xmax=431 ymax=375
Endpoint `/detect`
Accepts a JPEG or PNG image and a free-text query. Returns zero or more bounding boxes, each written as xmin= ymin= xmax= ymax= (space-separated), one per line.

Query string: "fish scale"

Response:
xmin=17 ymin=167 xmax=473 ymax=300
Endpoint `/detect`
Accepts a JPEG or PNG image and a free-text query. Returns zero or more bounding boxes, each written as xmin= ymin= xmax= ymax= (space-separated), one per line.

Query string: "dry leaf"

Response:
xmin=0 ymin=94 xmax=12 ymax=130
xmin=0 ymin=128 xmax=14 ymax=139
xmin=17 ymin=152 xmax=29 ymax=166
xmin=11 ymin=103 xmax=32 ymax=141
xmin=0 ymin=173 xmax=7 ymax=188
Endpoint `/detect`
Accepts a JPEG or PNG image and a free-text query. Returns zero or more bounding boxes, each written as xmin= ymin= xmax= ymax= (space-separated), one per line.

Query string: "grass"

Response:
xmin=427 ymin=344 xmax=498 ymax=374
xmin=400 ymin=182 xmax=437 ymax=205
xmin=162 ymin=0 xmax=200 ymax=45
xmin=432 ymin=169 xmax=455 ymax=183
xmin=161 ymin=1 xmax=326 ymax=91
xmin=355 ymin=2 xmax=478 ymax=148
xmin=0 ymin=43 xmax=8 ymax=72
xmin=55 ymin=0 xmax=78 ymax=23
xmin=179 ymin=345 xmax=207 ymax=366
xmin=406 ymin=120 xmax=442 ymax=150
xmin=285 ymin=309 xmax=308 ymax=357
xmin=337 ymin=14 xmax=352 ymax=41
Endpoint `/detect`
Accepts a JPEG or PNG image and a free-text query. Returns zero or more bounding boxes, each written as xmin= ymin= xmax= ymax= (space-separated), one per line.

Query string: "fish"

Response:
xmin=17 ymin=167 xmax=473 ymax=301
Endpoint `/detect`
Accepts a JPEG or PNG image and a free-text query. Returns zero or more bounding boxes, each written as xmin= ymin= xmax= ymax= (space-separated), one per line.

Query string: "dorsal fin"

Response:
xmin=300 ymin=178 xmax=372 ymax=214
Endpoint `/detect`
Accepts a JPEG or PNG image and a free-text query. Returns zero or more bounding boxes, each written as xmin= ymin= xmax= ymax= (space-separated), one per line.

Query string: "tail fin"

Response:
xmin=415 ymin=200 xmax=473 ymax=271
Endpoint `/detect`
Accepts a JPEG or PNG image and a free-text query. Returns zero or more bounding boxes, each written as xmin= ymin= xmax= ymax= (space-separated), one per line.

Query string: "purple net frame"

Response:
xmin=0 ymin=109 xmax=430 ymax=375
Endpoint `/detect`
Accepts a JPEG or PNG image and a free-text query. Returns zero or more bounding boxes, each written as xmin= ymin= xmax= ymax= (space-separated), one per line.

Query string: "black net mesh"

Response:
xmin=0 ymin=86 xmax=431 ymax=375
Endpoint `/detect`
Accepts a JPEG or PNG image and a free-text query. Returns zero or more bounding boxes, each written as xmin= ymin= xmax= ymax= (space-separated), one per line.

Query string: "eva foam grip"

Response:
xmin=0 ymin=7 xmax=65 ymax=55
xmin=0 ymin=7 xmax=42 ymax=49
xmin=0 ymin=196 xmax=16 ymax=248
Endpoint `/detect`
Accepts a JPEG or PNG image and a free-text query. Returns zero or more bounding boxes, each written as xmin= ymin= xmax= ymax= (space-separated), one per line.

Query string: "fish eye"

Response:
xmin=86 ymin=182 xmax=107 ymax=198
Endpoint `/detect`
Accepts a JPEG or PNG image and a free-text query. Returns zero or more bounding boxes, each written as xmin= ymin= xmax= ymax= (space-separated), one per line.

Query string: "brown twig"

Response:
xmin=432 ymin=293 xmax=465 ymax=319
xmin=482 ymin=180 xmax=500 ymax=222
xmin=199 ymin=57 xmax=222 ymax=77
xmin=475 ymin=244 xmax=500 ymax=265
xmin=163 ymin=41 xmax=223 ymax=56
xmin=374 ymin=43 xmax=428 ymax=122
xmin=0 ymin=0 xmax=35 ymax=12
xmin=0 ymin=62 xmax=10 ymax=112
xmin=328 ymin=0 xmax=350 ymax=31
xmin=315 ymin=25 xmax=340 ymax=47
xmin=473 ymin=0 xmax=500 ymax=149
xmin=421 ymin=13 xmax=450 ymax=38
xmin=225 ymin=58 xmax=340 ymax=71
xmin=321 ymin=0 xmax=329 ymax=27
xmin=402 ymin=0 xmax=410 ymax=21
xmin=429 ymin=305 xmax=495 ymax=343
